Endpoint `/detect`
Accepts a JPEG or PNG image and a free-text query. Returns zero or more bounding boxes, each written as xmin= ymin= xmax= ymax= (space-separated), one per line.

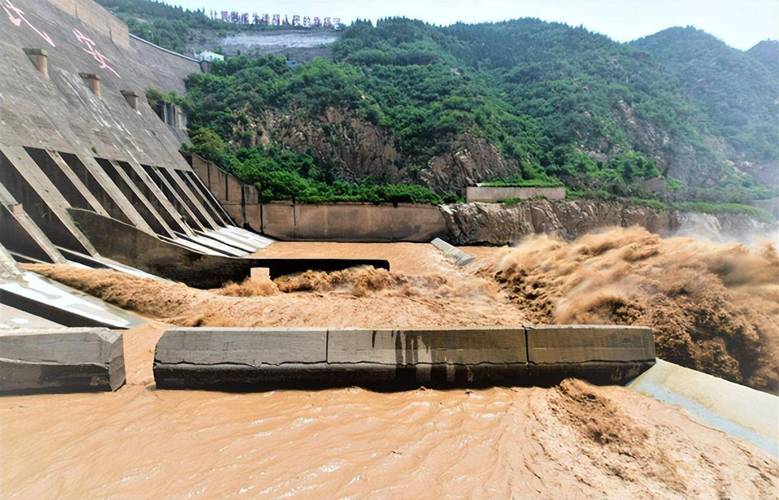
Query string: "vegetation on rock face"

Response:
xmin=632 ymin=27 xmax=779 ymax=166
xmin=124 ymin=1 xmax=778 ymax=210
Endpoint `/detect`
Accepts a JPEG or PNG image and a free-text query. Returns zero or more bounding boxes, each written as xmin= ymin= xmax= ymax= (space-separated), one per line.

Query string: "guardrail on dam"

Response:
xmin=153 ymin=325 xmax=656 ymax=390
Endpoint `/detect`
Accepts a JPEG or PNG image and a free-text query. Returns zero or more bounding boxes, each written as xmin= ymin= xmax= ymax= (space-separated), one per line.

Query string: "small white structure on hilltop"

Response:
xmin=197 ymin=51 xmax=225 ymax=63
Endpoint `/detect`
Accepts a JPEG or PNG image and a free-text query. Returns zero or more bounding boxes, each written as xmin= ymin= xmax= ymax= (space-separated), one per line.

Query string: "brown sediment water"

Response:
xmin=1 ymin=322 xmax=777 ymax=498
xmin=492 ymin=227 xmax=779 ymax=391
xmin=21 ymin=262 xmax=524 ymax=328
xmin=4 ymin=238 xmax=779 ymax=496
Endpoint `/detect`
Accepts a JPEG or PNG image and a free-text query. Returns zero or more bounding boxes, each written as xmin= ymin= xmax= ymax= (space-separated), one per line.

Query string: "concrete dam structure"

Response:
xmin=0 ymin=0 xmax=384 ymax=298
xmin=0 ymin=3 xmax=776 ymax=464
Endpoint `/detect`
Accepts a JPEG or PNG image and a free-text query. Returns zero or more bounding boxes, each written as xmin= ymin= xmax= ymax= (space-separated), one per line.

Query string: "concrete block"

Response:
xmin=154 ymin=327 xmax=328 ymax=389
xmin=0 ymin=328 xmax=125 ymax=394
xmin=527 ymin=325 xmax=655 ymax=364
xmin=250 ymin=267 xmax=271 ymax=282
xmin=155 ymin=327 xmax=327 ymax=365
xmin=153 ymin=326 xmax=656 ymax=391
xmin=327 ymin=328 xmax=526 ymax=365
xmin=327 ymin=328 xmax=528 ymax=387
xmin=431 ymin=238 xmax=475 ymax=266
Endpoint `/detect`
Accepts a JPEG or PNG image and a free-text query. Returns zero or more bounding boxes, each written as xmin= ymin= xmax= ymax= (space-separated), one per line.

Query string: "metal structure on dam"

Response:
xmin=0 ymin=1 xmax=775 ymax=457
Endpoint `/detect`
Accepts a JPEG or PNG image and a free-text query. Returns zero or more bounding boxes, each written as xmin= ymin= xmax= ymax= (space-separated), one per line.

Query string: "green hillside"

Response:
xmin=632 ymin=28 xmax=779 ymax=169
xmin=182 ymin=18 xmax=777 ymax=204
xmin=103 ymin=1 xmax=778 ymax=206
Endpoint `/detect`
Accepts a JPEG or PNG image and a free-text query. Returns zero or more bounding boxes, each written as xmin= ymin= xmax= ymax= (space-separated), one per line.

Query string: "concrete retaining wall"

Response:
xmin=69 ymin=208 xmax=389 ymax=287
xmin=0 ymin=327 xmax=125 ymax=394
xmin=190 ymin=154 xmax=448 ymax=242
xmin=466 ymin=186 xmax=566 ymax=203
xmin=262 ymin=202 xmax=447 ymax=242
xmin=154 ymin=325 xmax=655 ymax=390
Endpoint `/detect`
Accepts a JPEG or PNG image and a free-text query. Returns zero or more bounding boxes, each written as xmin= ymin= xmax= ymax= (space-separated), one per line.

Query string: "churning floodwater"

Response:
xmin=2 ymin=234 xmax=778 ymax=497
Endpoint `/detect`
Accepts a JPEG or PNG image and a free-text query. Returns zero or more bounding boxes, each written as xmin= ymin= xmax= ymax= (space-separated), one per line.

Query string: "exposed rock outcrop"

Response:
xmin=420 ymin=135 xmax=520 ymax=193
xmin=254 ymin=108 xmax=402 ymax=183
xmin=251 ymin=109 xmax=522 ymax=192
xmin=441 ymin=200 xmax=772 ymax=245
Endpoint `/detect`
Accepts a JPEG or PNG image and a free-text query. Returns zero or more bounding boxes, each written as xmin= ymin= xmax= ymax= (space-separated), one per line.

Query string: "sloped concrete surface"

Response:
xmin=0 ymin=271 xmax=139 ymax=329
xmin=0 ymin=327 xmax=125 ymax=393
xmin=0 ymin=304 xmax=63 ymax=329
xmin=431 ymin=238 xmax=475 ymax=266
xmin=629 ymin=359 xmax=779 ymax=457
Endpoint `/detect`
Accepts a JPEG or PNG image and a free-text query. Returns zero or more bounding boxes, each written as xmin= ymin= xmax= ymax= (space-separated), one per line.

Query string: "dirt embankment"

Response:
xmin=490 ymin=227 xmax=779 ymax=391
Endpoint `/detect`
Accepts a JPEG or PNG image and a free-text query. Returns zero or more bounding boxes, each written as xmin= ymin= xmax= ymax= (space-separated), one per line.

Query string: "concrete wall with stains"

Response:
xmin=0 ymin=0 xmax=200 ymax=169
xmin=190 ymin=155 xmax=449 ymax=242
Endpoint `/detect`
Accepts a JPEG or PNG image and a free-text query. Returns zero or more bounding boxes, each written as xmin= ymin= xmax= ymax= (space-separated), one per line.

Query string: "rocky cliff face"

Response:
xmin=252 ymin=108 xmax=520 ymax=193
xmin=420 ymin=134 xmax=520 ymax=193
xmin=441 ymin=200 xmax=772 ymax=245
xmin=252 ymin=108 xmax=402 ymax=183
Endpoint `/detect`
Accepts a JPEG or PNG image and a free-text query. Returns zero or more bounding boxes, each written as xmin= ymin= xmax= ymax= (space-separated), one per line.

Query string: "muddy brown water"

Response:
xmin=2 ymin=235 xmax=778 ymax=497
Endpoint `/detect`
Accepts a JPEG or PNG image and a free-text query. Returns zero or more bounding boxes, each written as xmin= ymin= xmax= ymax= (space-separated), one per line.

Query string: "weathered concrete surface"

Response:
xmin=326 ymin=328 xmax=528 ymax=387
xmin=190 ymin=154 xmax=449 ymax=242
xmin=466 ymin=186 xmax=566 ymax=203
xmin=154 ymin=328 xmax=328 ymax=390
xmin=430 ymin=238 xmax=475 ymax=266
xmin=154 ymin=326 xmax=654 ymax=390
xmin=0 ymin=0 xmax=198 ymax=169
xmin=262 ymin=202 xmax=449 ymax=242
xmin=629 ymin=359 xmax=779 ymax=457
xmin=526 ymin=325 xmax=655 ymax=384
xmin=0 ymin=270 xmax=139 ymax=329
xmin=0 ymin=327 xmax=125 ymax=394
xmin=94 ymin=158 xmax=175 ymax=237
xmin=0 ymin=244 xmax=22 ymax=280
xmin=25 ymin=147 xmax=109 ymax=216
xmin=69 ymin=208 xmax=389 ymax=287
xmin=0 ymin=146 xmax=96 ymax=254
xmin=327 ymin=328 xmax=525 ymax=365
xmin=0 ymin=183 xmax=64 ymax=263
xmin=527 ymin=325 xmax=655 ymax=364
xmin=0 ymin=304 xmax=62 ymax=329
xmin=117 ymin=160 xmax=191 ymax=235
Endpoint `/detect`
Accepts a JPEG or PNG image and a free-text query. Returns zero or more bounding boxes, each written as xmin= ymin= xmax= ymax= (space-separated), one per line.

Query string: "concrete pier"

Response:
xmin=154 ymin=326 xmax=655 ymax=390
xmin=0 ymin=328 xmax=125 ymax=394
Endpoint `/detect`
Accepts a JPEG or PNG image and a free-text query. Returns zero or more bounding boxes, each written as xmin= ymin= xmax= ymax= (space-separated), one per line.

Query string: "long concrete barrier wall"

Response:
xmin=154 ymin=325 xmax=655 ymax=390
xmin=262 ymin=202 xmax=448 ymax=242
